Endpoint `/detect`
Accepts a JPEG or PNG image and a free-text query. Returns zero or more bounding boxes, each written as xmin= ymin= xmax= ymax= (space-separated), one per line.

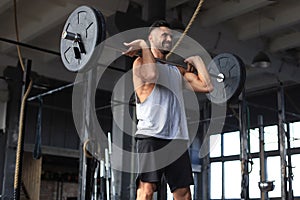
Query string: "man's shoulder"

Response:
xmin=133 ymin=57 xmax=142 ymax=67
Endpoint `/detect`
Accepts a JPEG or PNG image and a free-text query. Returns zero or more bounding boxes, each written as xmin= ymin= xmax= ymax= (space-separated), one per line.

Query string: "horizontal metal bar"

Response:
xmin=0 ymin=37 xmax=128 ymax=73
xmin=210 ymin=147 xmax=300 ymax=163
xmin=0 ymin=37 xmax=60 ymax=56
xmin=247 ymin=101 xmax=300 ymax=119
xmin=155 ymin=58 xmax=223 ymax=79
xmin=106 ymin=44 xmax=224 ymax=79
xmin=27 ymin=81 xmax=80 ymax=101
xmin=188 ymin=114 xmax=236 ymax=125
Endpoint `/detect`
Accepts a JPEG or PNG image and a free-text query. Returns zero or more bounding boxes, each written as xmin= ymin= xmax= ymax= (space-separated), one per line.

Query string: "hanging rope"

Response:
xmin=166 ymin=0 xmax=205 ymax=60
xmin=13 ymin=0 xmax=33 ymax=199
xmin=13 ymin=80 xmax=33 ymax=195
xmin=33 ymin=97 xmax=43 ymax=159
xmin=13 ymin=0 xmax=25 ymax=71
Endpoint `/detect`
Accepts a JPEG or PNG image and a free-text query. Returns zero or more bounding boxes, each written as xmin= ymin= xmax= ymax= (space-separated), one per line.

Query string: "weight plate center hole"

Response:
xmin=217 ymin=73 xmax=225 ymax=83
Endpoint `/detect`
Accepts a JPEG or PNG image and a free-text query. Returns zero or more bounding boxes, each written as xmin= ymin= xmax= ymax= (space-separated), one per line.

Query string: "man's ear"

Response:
xmin=148 ymin=34 xmax=152 ymax=43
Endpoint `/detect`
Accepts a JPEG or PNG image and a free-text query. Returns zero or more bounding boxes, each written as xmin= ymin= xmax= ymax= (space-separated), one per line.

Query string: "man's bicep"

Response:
xmin=183 ymin=73 xmax=197 ymax=89
xmin=183 ymin=72 xmax=209 ymax=92
xmin=132 ymin=57 xmax=143 ymax=77
xmin=133 ymin=58 xmax=148 ymax=93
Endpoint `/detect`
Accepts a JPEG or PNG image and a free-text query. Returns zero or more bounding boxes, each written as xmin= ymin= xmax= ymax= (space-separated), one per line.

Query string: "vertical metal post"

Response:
xmin=192 ymin=130 xmax=202 ymax=200
xmin=78 ymin=68 xmax=97 ymax=200
xmin=93 ymin=161 xmax=99 ymax=200
xmin=78 ymin=71 xmax=88 ymax=200
xmin=258 ymin=115 xmax=268 ymax=200
xmin=239 ymin=90 xmax=249 ymax=200
xmin=112 ymin=57 xmax=135 ymax=200
xmin=277 ymin=83 xmax=287 ymax=200
xmin=105 ymin=148 xmax=111 ymax=200
xmin=200 ymin=101 xmax=210 ymax=200
xmin=0 ymin=81 xmax=7 ymax=195
xmin=130 ymin=106 xmax=137 ymax=200
xmin=193 ymin=172 xmax=201 ymax=200
xmin=1 ymin=66 xmax=23 ymax=198
xmin=13 ymin=59 xmax=31 ymax=200
xmin=221 ymin=134 xmax=225 ymax=200
xmin=99 ymin=159 xmax=106 ymax=200
xmin=286 ymin=123 xmax=294 ymax=199
xmin=79 ymin=145 xmax=87 ymax=200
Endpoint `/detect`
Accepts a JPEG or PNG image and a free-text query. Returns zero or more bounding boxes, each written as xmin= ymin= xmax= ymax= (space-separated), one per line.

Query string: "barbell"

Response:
xmin=60 ymin=6 xmax=246 ymax=104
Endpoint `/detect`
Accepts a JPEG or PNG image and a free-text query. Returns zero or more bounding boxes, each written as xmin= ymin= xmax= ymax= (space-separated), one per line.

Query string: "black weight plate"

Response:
xmin=206 ymin=53 xmax=246 ymax=104
xmin=60 ymin=6 xmax=106 ymax=72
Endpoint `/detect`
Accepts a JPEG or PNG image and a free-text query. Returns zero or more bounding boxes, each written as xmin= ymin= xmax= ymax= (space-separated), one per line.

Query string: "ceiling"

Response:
xmin=1 ymin=0 xmax=300 ymax=93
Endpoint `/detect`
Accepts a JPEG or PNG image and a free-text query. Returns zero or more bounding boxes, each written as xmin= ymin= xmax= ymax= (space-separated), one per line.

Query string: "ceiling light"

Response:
xmin=251 ymin=51 xmax=271 ymax=68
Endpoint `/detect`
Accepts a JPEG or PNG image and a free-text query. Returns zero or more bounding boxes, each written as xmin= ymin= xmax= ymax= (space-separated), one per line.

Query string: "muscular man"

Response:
xmin=123 ymin=20 xmax=213 ymax=200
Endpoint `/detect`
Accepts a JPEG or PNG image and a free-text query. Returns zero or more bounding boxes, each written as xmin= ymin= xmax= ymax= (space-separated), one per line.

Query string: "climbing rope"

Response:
xmin=166 ymin=0 xmax=205 ymax=60
xmin=13 ymin=0 xmax=33 ymax=199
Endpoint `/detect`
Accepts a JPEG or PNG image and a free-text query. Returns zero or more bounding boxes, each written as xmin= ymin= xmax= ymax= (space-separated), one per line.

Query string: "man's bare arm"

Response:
xmin=183 ymin=56 xmax=213 ymax=93
xmin=123 ymin=39 xmax=158 ymax=103
xmin=123 ymin=39 xmax=158 ymax=82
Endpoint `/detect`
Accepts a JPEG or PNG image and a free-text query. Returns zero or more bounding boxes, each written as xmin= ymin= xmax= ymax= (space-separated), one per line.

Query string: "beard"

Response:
xmin=160 ymin=41 xmax=172 ymax=55
xmin=160 ymin=49 xmax=170 ymax=55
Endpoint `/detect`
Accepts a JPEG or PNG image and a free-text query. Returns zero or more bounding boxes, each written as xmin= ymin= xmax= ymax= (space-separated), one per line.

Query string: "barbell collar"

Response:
xmin=62 ymin=31 xmax=78 ymax=41
xmin=216 ymin=73 xmax=225 ymax=83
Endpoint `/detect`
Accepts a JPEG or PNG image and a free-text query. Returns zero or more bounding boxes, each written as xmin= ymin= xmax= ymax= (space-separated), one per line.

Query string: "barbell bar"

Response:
xmin=60 ymin=6 xmax=246 ymax=104
xmin=62 ymin=30 xmax=226 ymax=82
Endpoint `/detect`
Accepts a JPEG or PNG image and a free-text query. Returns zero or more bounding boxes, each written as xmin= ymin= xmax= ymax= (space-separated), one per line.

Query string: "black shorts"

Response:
xmin=136 ymin=137 xmax=194 ymax=192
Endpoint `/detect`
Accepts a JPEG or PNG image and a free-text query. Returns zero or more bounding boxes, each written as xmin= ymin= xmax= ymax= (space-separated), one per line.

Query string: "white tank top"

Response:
xmin=135 ymin=63 xmax=189 ymax=140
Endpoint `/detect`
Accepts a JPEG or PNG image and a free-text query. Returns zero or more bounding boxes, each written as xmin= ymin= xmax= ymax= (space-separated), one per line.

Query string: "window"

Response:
xmin=267 ymin=156 xmax=281 ymax=198
xmin=249 ymin=158 xmax=260 ymax=198
xmin=224 ymin=160 xmax=241 ymax=198
xmin=210 ymin=134 xmax=221 ymax=158
xmin=249 ymin=128 xmax=259 ymax=153
xmin=289 ymin=122 xmax=300 ymax=148
xmin=210 ymin=162 xmax=222 ymax=199
xmin=264 ymin=125 xmax=278 ymax=151
xmin=223 ymin=131 xmax=240 ymax=156
xmin=291 ymin=154 xmax=300 ymax=196
xmin=209 ymin=121 xmax=300 ymax=200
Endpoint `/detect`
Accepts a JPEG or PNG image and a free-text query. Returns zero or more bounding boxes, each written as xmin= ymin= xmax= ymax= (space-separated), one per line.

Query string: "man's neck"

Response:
xmin=151 ymin=48 xmax=166 ymax=60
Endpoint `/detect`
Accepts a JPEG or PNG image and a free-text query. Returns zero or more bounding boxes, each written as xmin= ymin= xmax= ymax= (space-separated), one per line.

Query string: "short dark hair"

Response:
xmin=148 ymin=20 xmax=170 ymax=34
